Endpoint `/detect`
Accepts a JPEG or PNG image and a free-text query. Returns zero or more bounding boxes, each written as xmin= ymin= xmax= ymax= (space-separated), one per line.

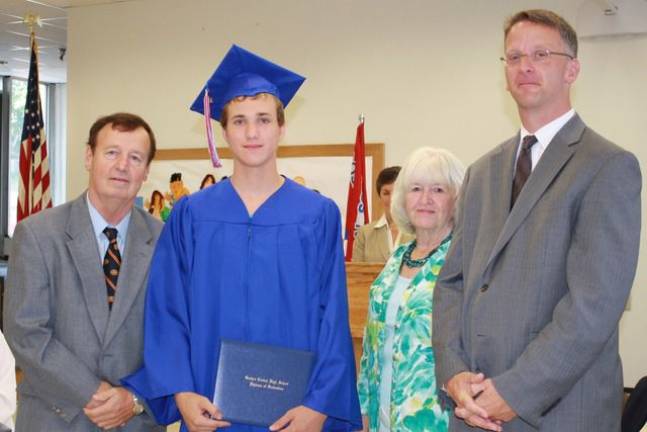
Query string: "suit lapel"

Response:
xmin=490 ymin=138 xmax=518 ymax=239
xmin=470 ymin=139 xmax=517 ymax=278
xmin=66 ymin=195 xmax=110 ymax=342
xmin=104 ymin=209 xmax=154 ymax=347
xmin=377 ymin=225 xmax=392 ymax=262
xmin=485 ymin=115 xmax=585 ymax=272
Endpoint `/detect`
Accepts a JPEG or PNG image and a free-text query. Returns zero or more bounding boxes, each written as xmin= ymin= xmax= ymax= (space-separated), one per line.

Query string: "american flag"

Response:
xmin=17 ymin=32 xmax=52 ymax=222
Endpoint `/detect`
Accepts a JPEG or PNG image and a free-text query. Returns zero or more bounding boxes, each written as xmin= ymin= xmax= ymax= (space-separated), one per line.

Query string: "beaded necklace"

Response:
xmin=402 ymin=240 xmax=438 ymax=268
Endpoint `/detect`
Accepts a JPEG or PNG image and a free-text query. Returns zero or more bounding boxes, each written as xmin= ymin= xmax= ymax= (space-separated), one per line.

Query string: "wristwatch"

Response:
xmin=132 ymin=393 xmax=145 ymax=416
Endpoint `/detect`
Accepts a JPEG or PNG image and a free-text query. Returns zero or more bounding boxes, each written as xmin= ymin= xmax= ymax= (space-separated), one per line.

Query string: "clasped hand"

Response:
xmin=446 ymin=372 xmax=516 ymax=431
xmin=83 ymin=381 xmax=135 ymax=430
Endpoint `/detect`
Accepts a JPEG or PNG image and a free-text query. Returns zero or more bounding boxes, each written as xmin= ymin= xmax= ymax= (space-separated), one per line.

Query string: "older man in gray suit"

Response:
xmin=433 ymin=9 xmax=641 ymax=432
xmin=4 ymin=113 xmax=164 ymax=431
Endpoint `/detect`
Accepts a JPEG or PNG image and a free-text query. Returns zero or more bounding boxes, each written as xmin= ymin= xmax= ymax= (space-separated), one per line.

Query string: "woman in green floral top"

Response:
xmin=358 ymin=147 xmax=465 ymax=432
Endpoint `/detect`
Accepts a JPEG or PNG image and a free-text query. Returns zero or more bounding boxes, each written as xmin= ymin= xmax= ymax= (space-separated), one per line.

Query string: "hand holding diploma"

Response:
xmin=270 ymin=405 xmax=326 ymax=432
xmin=175 ymin=392 xmax=231 ymax=432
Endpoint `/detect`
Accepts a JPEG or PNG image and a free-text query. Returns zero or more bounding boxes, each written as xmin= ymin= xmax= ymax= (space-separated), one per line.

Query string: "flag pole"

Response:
xmin=17 ymin=12 xmax=52 ymax=222
xmin=22 ymin=14 xmax=39 ymax=217
xmin=344 ymin=114 xmax=368 ymax=261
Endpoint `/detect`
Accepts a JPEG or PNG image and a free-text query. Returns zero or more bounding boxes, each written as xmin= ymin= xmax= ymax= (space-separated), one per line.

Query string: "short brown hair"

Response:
xmin=219 ymin=93 xmax=285 ymax=128
xmin=504 ymin=9 xmax=578 ymax=57
xmin=87 ymin=112 xmax=156 ymax=165
xmin=376 ymin=166 xmax=401 ymax=194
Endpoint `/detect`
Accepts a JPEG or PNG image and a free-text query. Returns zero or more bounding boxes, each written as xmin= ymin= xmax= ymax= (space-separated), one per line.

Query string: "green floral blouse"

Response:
xmin=357 ymin=238 xmax=450 ymax=432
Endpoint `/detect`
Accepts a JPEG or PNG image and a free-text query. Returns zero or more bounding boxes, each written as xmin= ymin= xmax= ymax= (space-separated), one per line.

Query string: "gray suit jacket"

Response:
xmin=433 ymin=115 xmax=641 ymax=431
xmin=3 ymin=194 xmax=164 ymax=431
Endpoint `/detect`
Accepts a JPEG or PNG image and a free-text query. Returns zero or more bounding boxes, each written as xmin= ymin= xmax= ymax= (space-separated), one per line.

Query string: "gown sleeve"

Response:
xmin=302 ymin=199 xmax=362 ymax=431
xmin=122 ymin=197 xmax=195 ymax=425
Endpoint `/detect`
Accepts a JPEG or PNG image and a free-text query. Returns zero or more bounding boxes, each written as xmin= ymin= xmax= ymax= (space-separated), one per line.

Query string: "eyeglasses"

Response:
xmin=500 ymin=49 xmax=574 ymax=66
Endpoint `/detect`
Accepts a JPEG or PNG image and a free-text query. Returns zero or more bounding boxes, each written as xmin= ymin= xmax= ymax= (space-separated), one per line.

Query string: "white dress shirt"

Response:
xmin=373 ymin=214 xmax=406 ymax=253
xmin=517 ymin=109 xmax=576 ymax=171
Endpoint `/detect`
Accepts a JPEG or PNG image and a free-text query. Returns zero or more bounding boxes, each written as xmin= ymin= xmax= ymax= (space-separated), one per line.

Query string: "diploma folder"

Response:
xmin=214 ymin=339 xmax=315 ymax=427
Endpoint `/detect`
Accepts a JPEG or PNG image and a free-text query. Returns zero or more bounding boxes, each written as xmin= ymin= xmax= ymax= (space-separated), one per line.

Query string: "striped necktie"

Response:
xmin=102 ymin=227 xmax=121 ymax=309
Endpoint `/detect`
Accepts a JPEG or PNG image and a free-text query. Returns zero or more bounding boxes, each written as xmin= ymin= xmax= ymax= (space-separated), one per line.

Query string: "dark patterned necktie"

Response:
xmin=102 ymin=227 xmax=121 ymax=309
xmin=511 ymin=135 xmax=538 ymax=208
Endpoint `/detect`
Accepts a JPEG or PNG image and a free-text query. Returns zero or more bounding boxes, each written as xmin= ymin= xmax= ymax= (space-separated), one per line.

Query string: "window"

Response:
xmin=7 ymin=78 xmax=48 ymax=236
xmin=0 ymin=76 xmax=66 ymax=257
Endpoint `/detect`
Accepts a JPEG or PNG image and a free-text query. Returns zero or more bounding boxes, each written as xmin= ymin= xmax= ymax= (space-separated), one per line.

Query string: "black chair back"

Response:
xmin=623 ymin=376 xmax=647 ymax=432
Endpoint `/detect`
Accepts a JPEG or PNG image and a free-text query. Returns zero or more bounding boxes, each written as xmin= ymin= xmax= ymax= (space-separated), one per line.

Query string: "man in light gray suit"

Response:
xmin=4 ymin=113 xmax=164 ymax=431
xmin=433 ymin=9 xmax=641 ymax=432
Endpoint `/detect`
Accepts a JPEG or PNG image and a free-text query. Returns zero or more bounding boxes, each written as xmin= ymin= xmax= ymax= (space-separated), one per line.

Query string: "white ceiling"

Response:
xmin=0 ymin=0 xmax=137 ymax=83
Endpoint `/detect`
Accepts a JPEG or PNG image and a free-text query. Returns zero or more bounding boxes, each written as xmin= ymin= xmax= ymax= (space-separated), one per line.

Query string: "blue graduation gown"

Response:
xmin=123 ymin=178 xmax=362 ymax=431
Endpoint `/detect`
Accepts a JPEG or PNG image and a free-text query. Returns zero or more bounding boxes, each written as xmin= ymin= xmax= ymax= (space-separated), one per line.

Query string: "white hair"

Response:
xmin=391 ymin=147 xmax=466 ymax=235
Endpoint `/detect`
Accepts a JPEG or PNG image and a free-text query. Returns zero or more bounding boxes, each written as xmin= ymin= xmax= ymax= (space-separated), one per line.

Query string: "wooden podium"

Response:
xmin=345 ymin=262 xmax=384 ymax=371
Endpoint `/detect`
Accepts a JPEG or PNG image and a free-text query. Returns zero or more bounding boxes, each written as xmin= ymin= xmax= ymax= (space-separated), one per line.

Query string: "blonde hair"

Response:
xmin=391 ymin=147 xmax=465 ymax=235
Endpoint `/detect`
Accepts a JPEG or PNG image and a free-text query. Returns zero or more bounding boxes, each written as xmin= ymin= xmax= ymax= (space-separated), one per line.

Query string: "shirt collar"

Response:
xmin=86 ymin=192 xmax=132 ymax=242
xmin=373 ymin=214 xmax=388 ymax=229
xmin=520 ymin=108 xmax=575 ymax=151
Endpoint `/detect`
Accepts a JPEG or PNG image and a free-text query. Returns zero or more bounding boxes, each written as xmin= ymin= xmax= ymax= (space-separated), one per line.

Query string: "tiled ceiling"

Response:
xmin=0 ymin=0 xmax=137 ymax=83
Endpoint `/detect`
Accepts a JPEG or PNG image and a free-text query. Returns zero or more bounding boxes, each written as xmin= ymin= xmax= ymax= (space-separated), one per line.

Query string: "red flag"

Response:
xmin=17 ymin=32 xmax=52 ymax=222
xmin=344 ymin=119 xmax=369 ymax=261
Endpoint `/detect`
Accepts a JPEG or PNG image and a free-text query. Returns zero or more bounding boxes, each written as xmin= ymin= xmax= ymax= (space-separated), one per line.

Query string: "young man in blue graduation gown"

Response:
xmin=123 ymin=45 xmax=362 ymax=432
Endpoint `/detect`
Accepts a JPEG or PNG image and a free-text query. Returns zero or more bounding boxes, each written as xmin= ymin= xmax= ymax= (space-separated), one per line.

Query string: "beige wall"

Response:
xmin=67 ymin=0 xmax=647 ymax=385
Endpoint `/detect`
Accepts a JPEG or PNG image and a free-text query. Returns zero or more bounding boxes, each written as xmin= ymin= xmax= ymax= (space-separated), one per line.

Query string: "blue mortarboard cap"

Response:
xmin=190 ymin=44 xmax=306 ymax=122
